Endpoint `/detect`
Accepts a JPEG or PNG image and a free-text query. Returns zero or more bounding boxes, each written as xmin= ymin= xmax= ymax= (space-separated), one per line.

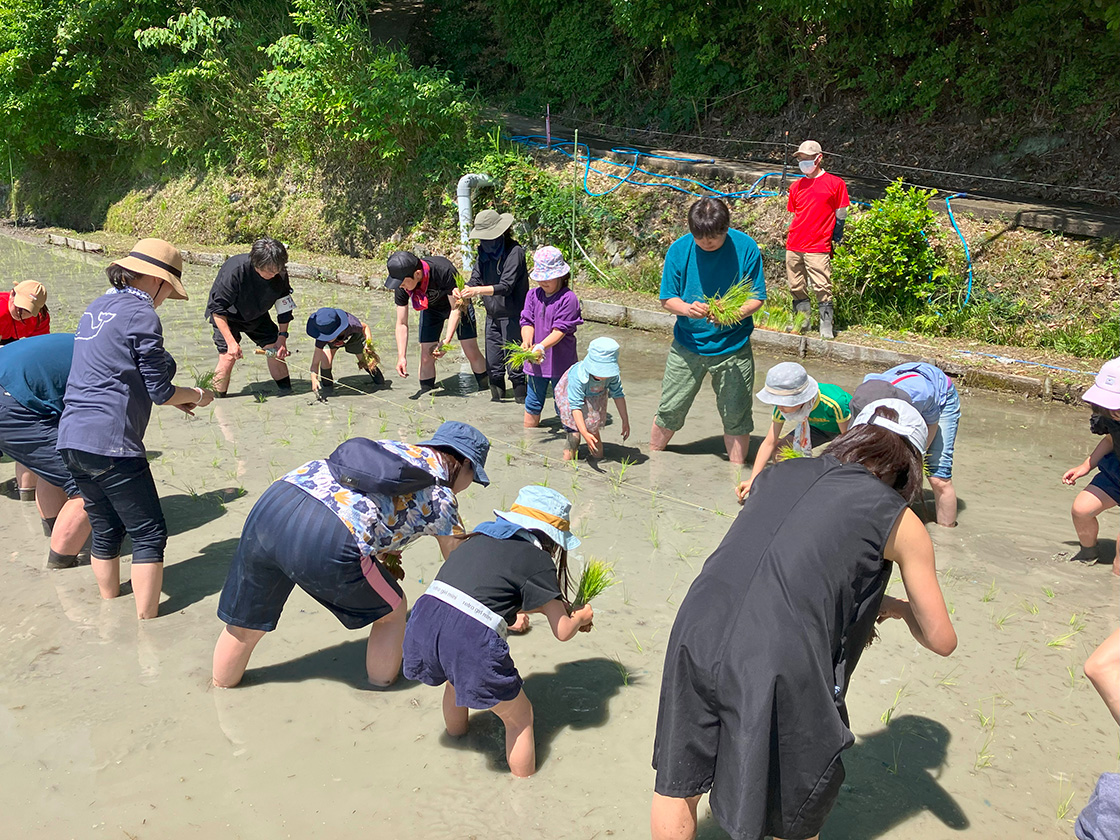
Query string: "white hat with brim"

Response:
xmin=113 ymin=238 xmax=188 ymax=300
xmin=1083 ymin=358 xmax=1120 ymax=411
xmin=852 ymin=398 xmax=929 ymax=455
xmin=756 ymin=362 xmax=818 ymax=406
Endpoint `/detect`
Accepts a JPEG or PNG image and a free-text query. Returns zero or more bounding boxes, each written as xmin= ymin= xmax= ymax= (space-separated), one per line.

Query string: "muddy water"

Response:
xmin=0 ymin=236 xmax=1116 ymax=839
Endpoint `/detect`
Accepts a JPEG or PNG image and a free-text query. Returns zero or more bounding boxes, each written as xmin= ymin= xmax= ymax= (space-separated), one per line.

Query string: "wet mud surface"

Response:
xmin=0 ymin=238 xmax=1116 ymax=838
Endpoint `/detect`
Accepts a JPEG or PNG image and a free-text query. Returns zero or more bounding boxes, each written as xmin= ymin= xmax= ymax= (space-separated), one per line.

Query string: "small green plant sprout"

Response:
xmin=1021 ymin=600 xmax=1039 ymax=615
xmin=572 ymin=558 xmax=616 ymax=608
xmin=630 ymin=630 xmax=644 ymax=653
xmin=1043 ymin=586 xmax=1056 ymax=599
xmin=1068 ymin=612 xmax=1086 ymax=631
xmin=776 ymin=445 xmax=806 ymax=462
xmin=1014 ymin=646 xmax=1029 ymax=670
xmin=880 ymin=684 xmax=908 ymax=725
xmin=975 ymin=700 xmax=995 ymax=730
xmin=501 ymin=341 xmax=540 ymax=371
xmin=1066 ymin=665 xmax=1081 ymax=690
xmin=935 ymin=667 xmax=959 ymax=688
xmin=193 ymin=368 xmax=217 ymax=391
xmin=887 ymin=737 xmax=903 ymax=775
xmin=611 ymin=655 xmax=631 ymax=686
xmin=980 ymin=580 xmax=999 ymax=603
xmin=704 ymin=276 xmax=759 ymax=327
xmin=1055 ymin=777 xmax=1075 ymax=821
xmin=974 ymin=731 xmax=995 ymax=770
xmin=648 ymin=519 xmax=660 ymax=549
xmin=1047 ymin=625 xmax=1085 ymax=648
xmin=254 ymin=391 xmax=268 ymax=404
xmin=992 ymin=608 xmax=1016 ymax=630
xmin=505 ymin=452 xmax=513 ymax=465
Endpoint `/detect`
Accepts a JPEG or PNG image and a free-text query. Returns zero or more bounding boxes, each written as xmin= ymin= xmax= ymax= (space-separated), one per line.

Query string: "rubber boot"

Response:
xmin=490 ymin=382 xmax=507 ymax=402
xmin=474 ymin=371 xmax=490 ymax=392
xmin=512 ymin=383 xmax=527 ymax=405
xmin=790 ymin=299 xmax=812 ymax=334
xmin=409 ymin=377 xmax=436 ymax=401
xmin=818 ymin=302 xmax=835 ymax=340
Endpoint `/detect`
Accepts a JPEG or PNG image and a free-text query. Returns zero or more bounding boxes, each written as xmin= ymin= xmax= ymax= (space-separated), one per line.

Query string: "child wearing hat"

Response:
xmin=403 ymin=485 xmax=595 ymax=777
xmin=1062 ymin=357 xmax=1120 ymax=573
xmin=519 ymin=246 xmax=583 ymax=427
xmin=305 ymin=307 xmax=384 ymax=399
xmin=0 ymin=281 xmax=50 ymax=345
xmin=738 ymin=362 xmax=850 ymax=500
xmin=553 ymin=337 xmax=630 ymax=460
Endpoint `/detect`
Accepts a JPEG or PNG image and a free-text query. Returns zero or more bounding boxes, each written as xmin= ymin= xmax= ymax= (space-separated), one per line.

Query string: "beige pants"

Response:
xmin=785 ymin=250 xmax=832 ymax=303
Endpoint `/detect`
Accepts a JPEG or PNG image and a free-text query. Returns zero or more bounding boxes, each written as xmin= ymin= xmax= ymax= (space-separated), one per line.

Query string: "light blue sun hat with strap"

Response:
xmin=582 ymin=336 xmax=620 ymax=379
xmin=495 ymin=485 xmax=581 ymax=550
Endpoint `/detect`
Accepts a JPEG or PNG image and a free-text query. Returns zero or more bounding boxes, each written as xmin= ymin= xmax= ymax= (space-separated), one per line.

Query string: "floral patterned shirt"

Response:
xmin=282 ymin=441 xmax=463 ymax=561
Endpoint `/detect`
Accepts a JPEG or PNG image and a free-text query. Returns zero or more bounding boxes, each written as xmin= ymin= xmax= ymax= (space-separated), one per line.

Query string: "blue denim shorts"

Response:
xmin=403 ymin=595 xmax=522 ymax=709
xmin=926 ymin=385 xmax=961 ymax=480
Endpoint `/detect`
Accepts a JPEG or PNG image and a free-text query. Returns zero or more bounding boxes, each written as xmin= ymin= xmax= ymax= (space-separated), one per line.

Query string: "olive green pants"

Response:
xmin=654 ymin=340 xmax=756 ymax=437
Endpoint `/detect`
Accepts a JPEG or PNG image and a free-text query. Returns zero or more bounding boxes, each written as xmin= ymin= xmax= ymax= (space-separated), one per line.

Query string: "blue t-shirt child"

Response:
xmin=659 ymin=229 xmax=767 ymax=357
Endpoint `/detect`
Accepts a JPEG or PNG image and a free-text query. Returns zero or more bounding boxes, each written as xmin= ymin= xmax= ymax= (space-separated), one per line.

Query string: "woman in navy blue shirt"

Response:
xmin=58 ymin=239 xmax=215 ymax=619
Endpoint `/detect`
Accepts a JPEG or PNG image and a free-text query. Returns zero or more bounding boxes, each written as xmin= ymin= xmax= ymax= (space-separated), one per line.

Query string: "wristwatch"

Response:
xmin=278 ymin=331 xmax=289 ymax=338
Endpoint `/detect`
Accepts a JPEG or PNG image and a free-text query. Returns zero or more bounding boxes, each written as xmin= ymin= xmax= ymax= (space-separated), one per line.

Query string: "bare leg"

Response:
xmin=928 ymin=476 xmax=958 ymax=526
xmin=563 ymin=432 xmax=580 ymax=461
xmin=651 ymin=793 xmax=701 ymax=840
xmin=131 ymin=562 xmax=163 ymax=620
xmin=417 ymin=342 xmax=438 ymax=381
xmin=1072 ymin=487 xmax=1114 ymax=547
xmin=649 ymin=422 xmax=675 ymax=452
xmin=443 ymin=682 xmax=469 ymax=736
xmin=15 ymin=462 xmax=37 ymax=493
xmin=51 ymin=496 xmax=92 ymax=555
xmin=212 ymin=624 xmax=268 ymax=687
xmin=490 ymin=689 xmax=535 ymax=777
xmin=34 ymin=478 xmax=68 ymax=520
xmin=92 ymin=556 xmax=121 ymax=600
xmin=366 ymin=596 xmax=408 ymax=687
xmin=265 ymin=354 xmax=289 ymax=383
xmin=461 ymin=338 xmax=487 ymax=375
xmin=214 ymin=353 xmax=237 ymax=393
xmin=723 ymin=433 xmax=750 ymax=465
xmin=524 ymin=412 xmax=541 ymax=428
xmin=1085 ymin=628 xmax=1120 ymax=724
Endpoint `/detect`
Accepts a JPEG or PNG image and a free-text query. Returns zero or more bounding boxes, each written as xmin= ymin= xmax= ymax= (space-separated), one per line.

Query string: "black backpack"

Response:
xmin=325 ymin=438 xmax=445 ymax=497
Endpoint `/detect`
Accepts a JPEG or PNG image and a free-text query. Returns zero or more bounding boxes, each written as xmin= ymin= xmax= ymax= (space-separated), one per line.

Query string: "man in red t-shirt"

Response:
xmin=785 ymin=140 xmax=849 ymax=339
xmin=0 ymin=281 xmax=50 ymax=345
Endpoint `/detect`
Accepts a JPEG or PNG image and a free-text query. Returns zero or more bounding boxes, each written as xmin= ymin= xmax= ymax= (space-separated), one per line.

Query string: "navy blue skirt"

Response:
xmin=403 ymin=595 xmax=522 ymax=709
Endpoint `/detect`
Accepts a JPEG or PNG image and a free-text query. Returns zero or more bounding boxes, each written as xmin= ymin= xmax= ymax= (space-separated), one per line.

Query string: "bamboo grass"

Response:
xmin=704 ymin=277 xmax=759 ymax=327
xmin=502 ymin=341 xmax=540 ymax=370
xmin=573 ymin=558 xmax=616 ymax=608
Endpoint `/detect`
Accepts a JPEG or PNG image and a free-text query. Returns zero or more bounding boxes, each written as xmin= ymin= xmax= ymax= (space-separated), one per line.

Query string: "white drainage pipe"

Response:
xmin=457 ymin=173 xmax=493 ymax=273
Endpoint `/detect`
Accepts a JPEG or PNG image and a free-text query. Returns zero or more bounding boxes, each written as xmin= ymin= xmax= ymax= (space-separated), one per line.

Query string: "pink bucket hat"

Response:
xmin=1083 ymin=357 xmax=1120 ymax=410
xmin=529 ymin=246 xmax=571 ymax=282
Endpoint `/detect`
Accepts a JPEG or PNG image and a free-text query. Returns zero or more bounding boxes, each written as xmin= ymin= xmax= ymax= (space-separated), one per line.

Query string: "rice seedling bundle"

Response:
xmin=454 ymin=274 xmax=474 ymax=310
xmin=573 ymin=558 xmax=616 ymax=608
xmin=502 ymin=341 xmax=540 ymax=371
xmin=193 ymin=369 xmax=217 ymax=391
xmin=777 ymin=445 xmax=807 ymax=461
xmin=705 ymin=277 xmax=759 ymax=327
xmin=357 ymin=339 xmax=380 ymax=371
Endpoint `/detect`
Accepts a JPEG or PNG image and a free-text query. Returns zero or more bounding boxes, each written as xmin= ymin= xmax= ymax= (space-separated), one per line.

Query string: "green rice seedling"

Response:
xmin=887 ymin=738 xmax=903 ymax=775
xmin=193 ymin=368 xmax=217 ymax=391
xmin=1066 ymin=665 xmax=1080 ymax=689
xmin=1047 ymin=630 xmax=1080 ymax=648
xmin=704 ymin=277 xmax=759 ymax=327
xmin=880 ymin=685 xmax=907 ymax=725
xmin=570 ymin=474 xmax=581 ymax=493
xmin=975 ymin=701 xmax=995 ymax=730
xmin=1015 ymin=646 xmax=1029 ymax=670
xmin=629 ymin=630 xmax=644 ymax=653
xmin=935 ymin=667 xmax=959 ymax=688
xmin=539 ymin=471 xmax=550 ymax=488
xmin=993 ymin=609 xmax=1016 ymax=630
xmin=1043 ymin=586 xmax=1055 ymax=599
xmin=572 ymin=520 xmax=591 ymax=539
xmin=980 ymin=580 xmax=999 ymax=602
xmin=1056 ymin=778 xmax=1075 ymax=821
xmin=254 ymin=392 xmax=268 ymax=404
xmin=572 ymin=558 xmax=616 ymax=608
xmin=612 ymin=655 xmax=631 ymax=686
xmin=974 ymin=731 xmax=995 ymax=770
xmin=1068 ymin=612 xmax=1086 ymax=631
xmin=947 ymin=601 xmax=955 ymax=615
xmin=356 ymin=339 xmax=380 ymax=372
xmin=379 ymin=422 xmax=388 ymax=435
xmin=502 ymin=341 xmax=540 ymax=371
xmin=1021 ymin=600 xmax=1039 ymax=615
xmin=505 ymin=452 xmax=513 ymax=465
xmin=648 ymin=519 xmax=660 ymax=549
xmin=776 ymin=445 xmax=806 ymax=462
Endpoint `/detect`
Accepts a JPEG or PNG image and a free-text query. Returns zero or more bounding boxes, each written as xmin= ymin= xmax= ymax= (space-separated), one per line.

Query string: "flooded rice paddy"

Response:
xmin=0 ymin=236 xmax=1116 ymax=838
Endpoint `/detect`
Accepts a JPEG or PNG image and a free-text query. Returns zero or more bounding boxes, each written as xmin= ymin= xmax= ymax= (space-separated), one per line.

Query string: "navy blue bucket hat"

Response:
xmin=306 ymin=307 xmax=350 ymax=342
xmin=418 ymin=421 xmax=491 ymax=486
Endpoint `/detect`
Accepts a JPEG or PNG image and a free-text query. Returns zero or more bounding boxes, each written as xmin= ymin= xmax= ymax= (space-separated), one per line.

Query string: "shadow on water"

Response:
xmin=243 ymin=637 xmax=415 ymax=692
xmin=440 ymin=656 xmax=630 ymax=773
xmin=162 ymin=487 xmax=245 ymax=537
xmin=695 ymin=714 xmax=968 ymax=840
xmin=662 ymin=435 xmax=732 ymax=459
xmin=162 ymin=536 xmax=240 ymax=614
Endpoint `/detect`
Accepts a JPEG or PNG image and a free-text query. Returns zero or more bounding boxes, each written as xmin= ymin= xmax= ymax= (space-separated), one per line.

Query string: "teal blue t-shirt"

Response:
xmin=659 ymin=229 xmax=767 ymax=356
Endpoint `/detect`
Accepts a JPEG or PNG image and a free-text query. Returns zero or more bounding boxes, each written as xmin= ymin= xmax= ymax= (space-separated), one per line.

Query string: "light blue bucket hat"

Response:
xmin=583 ymin=337 xmax=620 ymax=379
xmin=495 ymin=485 xmax=581 ymax=551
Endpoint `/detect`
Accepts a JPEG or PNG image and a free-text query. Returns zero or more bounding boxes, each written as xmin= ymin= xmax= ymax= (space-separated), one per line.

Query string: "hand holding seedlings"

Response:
xmin=704 ymin=278 xmax=760 ymax=327
xmin=685 ymin=300 xmax=711 ymax=319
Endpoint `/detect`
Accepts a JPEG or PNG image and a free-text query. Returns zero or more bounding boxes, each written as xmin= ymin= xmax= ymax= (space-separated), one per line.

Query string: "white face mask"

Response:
xmin=798 ymin=159 xmax=817 ymax=175
xmin=781 ymin=402 xmax=813 ymax=425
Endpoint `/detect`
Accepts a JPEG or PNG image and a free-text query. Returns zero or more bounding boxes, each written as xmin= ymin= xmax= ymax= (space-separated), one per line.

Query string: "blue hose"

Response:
xmin=509 ymin=135 xmax=794 ymax=200
xmin=944 ymin=193 xmax=974 ymax=306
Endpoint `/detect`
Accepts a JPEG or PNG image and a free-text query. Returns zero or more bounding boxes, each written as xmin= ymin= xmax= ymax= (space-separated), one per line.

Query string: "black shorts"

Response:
xmin=0 ymin=390 xmax=77 ymax=496
xmin=217 ymin=480 xmax=403 ymax=632
xmin=212 ymin=314 xmax=280 ymax=353
xmin=418 ymin=304 xmax=478 ymax=345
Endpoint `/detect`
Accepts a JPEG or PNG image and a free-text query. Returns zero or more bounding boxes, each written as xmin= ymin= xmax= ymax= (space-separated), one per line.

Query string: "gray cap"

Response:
xmin=756 ymin=362 xmax=818 ymax=407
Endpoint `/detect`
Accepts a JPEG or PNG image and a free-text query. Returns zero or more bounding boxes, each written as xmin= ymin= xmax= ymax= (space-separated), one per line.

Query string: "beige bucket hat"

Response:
xmin=468 ymin=209 xmax=514 ymax=240
xmin=112 ymin=239 xmax=188 ymax=300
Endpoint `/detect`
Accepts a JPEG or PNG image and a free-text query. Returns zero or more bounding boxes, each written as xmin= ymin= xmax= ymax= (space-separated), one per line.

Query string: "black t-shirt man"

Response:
xmin=391 ymin=255 xmax=460 ymax=315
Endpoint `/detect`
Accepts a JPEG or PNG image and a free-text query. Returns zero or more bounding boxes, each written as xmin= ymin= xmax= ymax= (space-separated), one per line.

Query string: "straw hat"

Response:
xmin=112 ymin=239 xmax=187 ymax=300
xmin=468 ymin=209 xmax=514 ymax=240
xmin=11 ymin=281 xmax=47 ymax=316
xmin=495 ymin=485 xmax=580 ymax=550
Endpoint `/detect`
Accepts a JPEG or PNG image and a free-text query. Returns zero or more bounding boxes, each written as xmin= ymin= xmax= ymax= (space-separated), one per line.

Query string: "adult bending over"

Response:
xmin=651 ymin=399 xmax=956 ymax=840
xmin=649 ymin=197 xmax=766 ymax=465
xmin=205 ymin=237 xmax=295 ymax=396
xmin=58 ymin=240 xmax=214 ymax=619
xmin=212 ymin=421 xmax=490 ymax=688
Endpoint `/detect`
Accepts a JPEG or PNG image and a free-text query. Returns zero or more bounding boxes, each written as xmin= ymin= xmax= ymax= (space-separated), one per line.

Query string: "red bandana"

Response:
xmin=409 ymin=262 xmax=431 ymax=312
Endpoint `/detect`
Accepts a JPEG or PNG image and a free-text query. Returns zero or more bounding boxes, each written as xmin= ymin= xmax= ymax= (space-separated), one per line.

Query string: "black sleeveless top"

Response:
xmin=654 ymin=454 xmax=907 ymax=840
